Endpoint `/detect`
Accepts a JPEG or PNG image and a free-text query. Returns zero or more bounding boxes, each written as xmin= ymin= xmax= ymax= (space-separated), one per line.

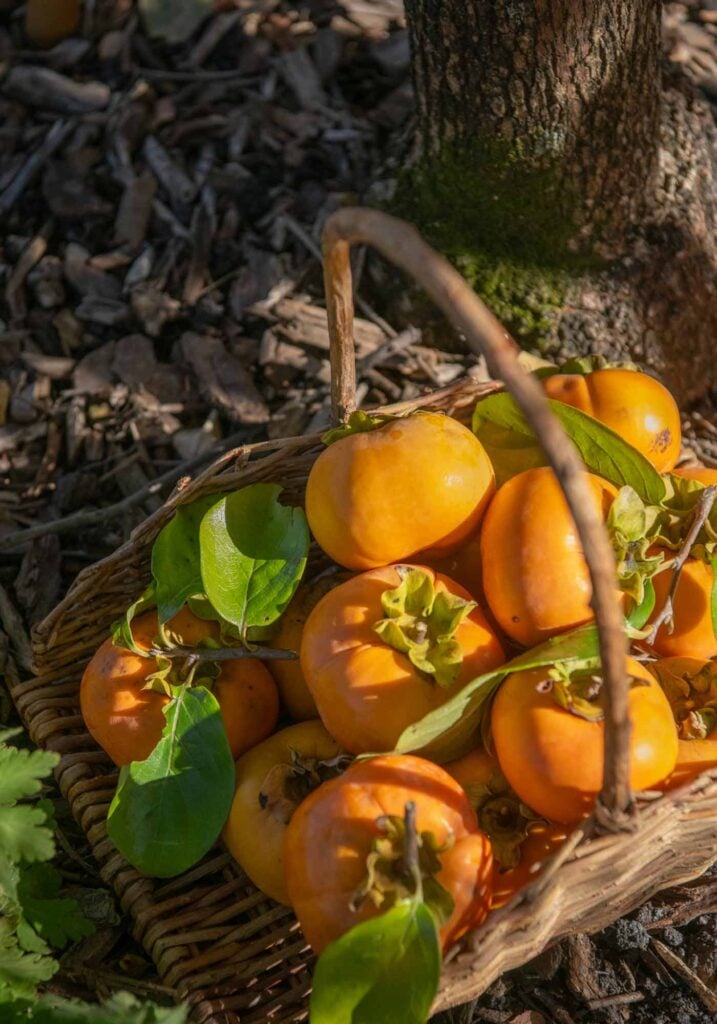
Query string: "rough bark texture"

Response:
xmin=397 ymin=0 xmax=717 ymax=401
xmin=407 ymin=0 xmax=661 ymax=258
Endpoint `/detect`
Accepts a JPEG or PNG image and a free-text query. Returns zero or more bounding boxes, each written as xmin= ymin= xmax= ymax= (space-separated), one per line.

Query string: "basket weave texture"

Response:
xmin=14 ymin=206 xmax=717 ymax=1021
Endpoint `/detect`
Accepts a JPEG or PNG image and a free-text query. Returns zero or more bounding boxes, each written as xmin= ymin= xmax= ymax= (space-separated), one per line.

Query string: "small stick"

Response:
xmin=0 ymin=121 xmax=73 ymax=215
xmin=147 ymin=645 xmax=297 ymax=663
xmin=646 ymin=485 xmax=716 ymax=646
xmin=587 ymin=991 xmax=644 ymax=1010
xmin=651 ymin=938 xmax=717 ymax=1013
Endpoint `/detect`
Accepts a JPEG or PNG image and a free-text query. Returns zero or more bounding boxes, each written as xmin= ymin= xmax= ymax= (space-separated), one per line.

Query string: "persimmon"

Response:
xmin=80 ymin=607 xmax=279 ymax=766
xmin=26 ymin=0 xmax=81 ymax=47
xmin=673 ymin=466 xmax=717 ymax=486
xmin=445 ymin=748 xmax=567 ymax=908
xmin=305 ymin=411 xmax=495 ymax=570
xmin=300 ymin=565 xmax=505 ymax=755
xmin=648 ymin=554 xmax=717 ymax=660
xmin=223 ymin=721 xmax=344 ymax=904
xmin=491 ymin=657 xmax=678 ymax=823
xmin=424 ymin=532 xmax=485 ymax=604
xmin=542 ymin=368 xmax=681 ymax=472
xmin=479 ymin=466 xmax=618 ymax=648
xmin=647 ymin=657 xmax=717 ymax=790
xmin=283 ymin=754 xmax=493 ymax=954
xmin=269 ymin=573 xmax=350 ymax=721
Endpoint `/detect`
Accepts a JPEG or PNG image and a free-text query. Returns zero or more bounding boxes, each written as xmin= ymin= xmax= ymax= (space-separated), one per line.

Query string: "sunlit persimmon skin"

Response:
xmin=491 ymin=658 xmax=678 ymax=824
xmin=300 ymin=566 xmax=505 ymax=756
xmin=283 ymin=755 xmax=493 ymax=954
xmin=445 ymin=748 xmax=568 ymax=908
xmin=648 ymin=555 xmax=717 ymax=660
xmin=80 ymin=608 xmax=279 ymax=766
xmin=672 ymin=466 xmax=717 ymax=486
xmin=305 ymin=412 xmax=495 ymax=570
xmin=543 ymin=369 xmax=681 ymax=472
xmin=479 ymin=467 xmax=618 ymax=648
xmin=647 ymin=657 xmax=717 ymax=791
xmin=223 ymin=721 xmax=342 ymax=905
xmin=425 ymin=533 xmax=485 ymax=604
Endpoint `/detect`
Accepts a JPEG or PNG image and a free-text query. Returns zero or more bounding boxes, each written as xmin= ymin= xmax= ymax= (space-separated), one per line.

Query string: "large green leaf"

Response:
xmin=0 ymin=806 xmax=55 ymax=865
xmin=473 ymin=393 xmax=665 ymax=504
xmin=151 ymin=496 xmax=220 ymax=625
xmin=16 ymin=864 xmax=93 ymax=951
xmin=4 ymin=992 xmax=188 ymax=1022
xmin=107 ymin=687 xmax=234 ymax=878
xmin=199 ymin=484 xmax=309 ymax=636
xmin=309 ymin=901 xmax=440 ymax=1024
xmin=394 ymin=624 xmax=602 ymax=761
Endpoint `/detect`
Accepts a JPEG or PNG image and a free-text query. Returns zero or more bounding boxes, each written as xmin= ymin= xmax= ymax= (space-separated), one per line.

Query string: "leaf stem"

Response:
xmin=148 ymin=644 xmax=298 ymax=662
xmin=646 ymin=485 xmax=717 ymax=646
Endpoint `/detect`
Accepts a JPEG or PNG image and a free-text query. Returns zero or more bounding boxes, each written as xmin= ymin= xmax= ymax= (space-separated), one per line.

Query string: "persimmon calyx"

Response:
xmin=650 ymin=661 xmax=717 ymax=740
xmin=607 ymin=486 xmax=664 ymax=606
xmin=374 ymin=567 xmax=476 ymax=687
xmin=539 ymin=664 xmax=648 ymax=722
xmin=552 ymin=355 xmax=640 ymax=375
xmin=350 ymin=801 xmax=455 ymax=925
xmin=258 ymin=750 xmax=351 ymax=825
xmin=322 ymin=409 xmax=396 ymax=445
xmin=462 ymin=766 xmax=542 ymax=871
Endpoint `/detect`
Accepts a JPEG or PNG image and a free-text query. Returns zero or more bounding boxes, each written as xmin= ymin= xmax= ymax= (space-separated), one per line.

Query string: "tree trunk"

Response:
xmin=398 ymin=0 xmax=717 ymax=400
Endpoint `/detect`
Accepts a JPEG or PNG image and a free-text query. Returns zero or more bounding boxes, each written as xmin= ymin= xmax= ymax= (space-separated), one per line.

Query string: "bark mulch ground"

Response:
xmin=0 ymin=1 xmax=715 ymax=1021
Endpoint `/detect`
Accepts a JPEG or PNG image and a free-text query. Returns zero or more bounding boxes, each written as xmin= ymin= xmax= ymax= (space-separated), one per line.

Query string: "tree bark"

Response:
xmin=407 ymin=0 xmax=661 ymax=258
xmin=398 ymin=0 xmax=717 ymax=400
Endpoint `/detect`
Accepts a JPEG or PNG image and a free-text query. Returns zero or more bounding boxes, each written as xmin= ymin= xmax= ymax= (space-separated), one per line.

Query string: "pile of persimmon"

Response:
xmin=81 ymin=361 xmax=716 ymax=1000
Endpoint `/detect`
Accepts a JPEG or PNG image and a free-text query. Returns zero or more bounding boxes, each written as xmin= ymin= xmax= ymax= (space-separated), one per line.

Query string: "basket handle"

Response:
xmin=321 ymin=207 xmax=631 ymax=823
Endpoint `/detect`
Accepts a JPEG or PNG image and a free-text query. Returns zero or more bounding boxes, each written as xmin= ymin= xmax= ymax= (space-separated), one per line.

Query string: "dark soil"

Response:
xmin=0 ymin=1 xmax=715 ymax=1022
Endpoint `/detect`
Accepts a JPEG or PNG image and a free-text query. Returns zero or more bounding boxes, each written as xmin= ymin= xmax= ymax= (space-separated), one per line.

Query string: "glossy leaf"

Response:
xmin=151 ymin=496 xmax=220 ymax=625
xmin=472 ymin=393 xmax=665 ymax=504
xmin=107 ymin=686 xmax=234 ymax=878
xmin=199 ymin=484 xmax=309 ymax=635
xmin=309 ymin=901 xmax=440 ymax=1024
xmin=394 ymin=623 xmax=601 ymax=761
xmin=626 ymin=578 xmax=656 ymax=632
xmin=111 ymin=585 xmax=156 ymax=657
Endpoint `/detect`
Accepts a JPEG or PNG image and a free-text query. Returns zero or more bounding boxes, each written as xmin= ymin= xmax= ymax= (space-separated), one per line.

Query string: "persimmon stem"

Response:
xmin=402 ymin=801 xmax=423 ymax=900
xmin=147 ymin=644 xmax=297 ymax=662
xmin=646 ymin=485 xmax=717 ymax=647
xmin=322 ymin=208 xmax=630 ymax=822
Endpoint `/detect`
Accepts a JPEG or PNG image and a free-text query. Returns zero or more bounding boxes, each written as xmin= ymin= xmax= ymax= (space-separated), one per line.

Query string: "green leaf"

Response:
xmin=0 ymin=746 xmax=58 ymax=807
xmin=111 ymin=585 xmax=156 ymax=657
xmin=139 ymin=0 xmax=213 ymax=45
xmin=16 ymin=864 xmax=94 ymax=950
xmin=151 ymin=497 xmax=220 ymax=626
xmin=107 ymin=686 xmax=234 ymax=878
xmin=199 ymin=484 xmax=309 ymax=636
xmin=626 ymin=578 xmax=656 ymax=633
xmin=394 ymin=623 xmax=601 ymax=761
xmin=711 ymin=553 xmax=717 ymax=642
xmin=0 ymin=806 xmax=55 ymax=865
xmin=4 ymin=991 xmax=188 ymax=1022
xmin=472 ymin=393 xmax=665 ymax=504
xmin=0 ymin=936 xmax=57 ymax=1002
xmin=309 ymin=901 xmax=440 ymax=1024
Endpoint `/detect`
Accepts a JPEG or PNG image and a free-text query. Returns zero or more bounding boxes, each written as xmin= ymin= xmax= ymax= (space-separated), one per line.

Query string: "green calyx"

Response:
xmin=374 ymin=567 xmax=477 ymax=688
xmin=322 ymin=410 xmax=396 ymax=446
xmin=607 ymin=486 xmax=665 ymax=608
xmin=465 ymin=766 xmax=542 ymax=871
xmin=651 ymin=661 xmax=717 ymax=740
xmin=351 ymin=804 xmax=455 ymax=926
xmin=539 ymin=355 xmax=640 ymax=378
xmin=542 ymin=663 xmax=649 ymax=723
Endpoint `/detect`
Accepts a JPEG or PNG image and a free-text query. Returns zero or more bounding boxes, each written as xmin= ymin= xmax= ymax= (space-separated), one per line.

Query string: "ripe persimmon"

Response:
xmin=491 ymin=657 xmax=678 ymax=823
xmin=283 ymin=754 xmax=493 ymax=953
xmin=223 ymin=721 xmax=344 ymax=904
xmin=647 ymin=657 xmax=717 ymax=790
xmin=300 ymin=565 xmax=504 ymax=755
xmin=445 ymin=747 xmax=568 ymax=908
xmin=80 ymin=607 xmax=279 ymax=766
xmin=305 ymin=412 xmax=495 ymax=570
xmin=542 ymin=368 xmax=681 ymax=472
xmin=479 ymin=466 xmax=618 ymax=648
xmin=648 ymin=554 xmax=717 ymax=660
xmin=672 ymin=466 xmax=717 ymax=486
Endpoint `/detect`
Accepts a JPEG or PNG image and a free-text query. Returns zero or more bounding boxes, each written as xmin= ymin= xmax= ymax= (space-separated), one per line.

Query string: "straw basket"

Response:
xmin=13 ymin=210 xmax=717 ymax=1023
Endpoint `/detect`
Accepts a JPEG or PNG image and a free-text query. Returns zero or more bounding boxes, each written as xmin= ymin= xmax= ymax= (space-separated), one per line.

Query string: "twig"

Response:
xmin=148 ymin=645 xmax=297 ymax=662
xmin=651 ymin=938 xmax=717 ymax=1013
xmin=1 ymin=429 xmax=257 ymax=551
xmin=587 ymin=991 xmax=644 ymax=1010
xmin=646 ymin=485 xmax=717 ymax=645
xmin=0 ymin=121 xmax=73 ymax=215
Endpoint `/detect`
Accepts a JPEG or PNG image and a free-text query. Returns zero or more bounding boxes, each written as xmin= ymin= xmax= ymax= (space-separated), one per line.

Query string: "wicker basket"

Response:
xmin=14 ymin=210 xmax=717 ymax=1023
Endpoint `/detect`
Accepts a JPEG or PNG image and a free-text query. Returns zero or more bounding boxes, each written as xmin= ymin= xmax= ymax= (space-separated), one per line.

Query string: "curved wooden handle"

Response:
xmin=321 ymin=207 xmax=631 ymax=822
